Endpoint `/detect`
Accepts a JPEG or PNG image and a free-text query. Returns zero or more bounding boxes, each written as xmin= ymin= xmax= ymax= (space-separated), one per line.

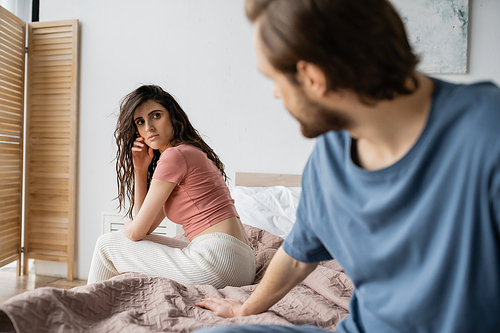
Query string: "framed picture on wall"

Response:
xmin=390 ymin=0 xmax=469 ymax=74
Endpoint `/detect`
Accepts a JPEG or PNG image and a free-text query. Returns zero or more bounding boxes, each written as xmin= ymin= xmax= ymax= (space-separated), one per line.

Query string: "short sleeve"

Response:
xmin=152 ymin=147 xmax=188 ymax=184
xmin=492 ymin=163 xmax=500 ymax=231
xmin=282 ymin=190 xmax=333 ymax=263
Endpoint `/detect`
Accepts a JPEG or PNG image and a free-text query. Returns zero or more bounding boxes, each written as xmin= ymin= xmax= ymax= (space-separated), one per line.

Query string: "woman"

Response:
xmin=87 ymin=85 xmax=255 ymax=288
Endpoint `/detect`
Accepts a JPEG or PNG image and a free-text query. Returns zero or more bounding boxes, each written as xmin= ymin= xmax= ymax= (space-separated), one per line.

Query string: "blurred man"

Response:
xmin=196 ymin=0 xmax=500 ymax=332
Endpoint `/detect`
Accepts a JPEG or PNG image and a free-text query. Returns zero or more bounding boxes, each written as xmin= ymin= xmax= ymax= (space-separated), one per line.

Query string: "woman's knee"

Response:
xmin=95 ymin=231 xmax=127 ymax=251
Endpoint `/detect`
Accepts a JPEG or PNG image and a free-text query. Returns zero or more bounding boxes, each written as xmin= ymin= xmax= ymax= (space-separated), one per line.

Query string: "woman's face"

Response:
xmin=133 ymin=100 xmax=174 ymax=153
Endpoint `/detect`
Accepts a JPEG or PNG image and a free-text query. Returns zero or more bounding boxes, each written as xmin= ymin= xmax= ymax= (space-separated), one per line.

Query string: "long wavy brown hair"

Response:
xmin=114 ymin=84 xmax=228 ymax=218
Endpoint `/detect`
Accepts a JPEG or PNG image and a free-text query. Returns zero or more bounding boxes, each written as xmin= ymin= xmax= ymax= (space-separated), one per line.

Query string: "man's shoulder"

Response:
xmin=436 ymin=79 xmax=500 ymax=115
xmin=437 ymin=79 xmax=500 ymax=98
xmin=434 ymin=79 xmax=500 ymax=143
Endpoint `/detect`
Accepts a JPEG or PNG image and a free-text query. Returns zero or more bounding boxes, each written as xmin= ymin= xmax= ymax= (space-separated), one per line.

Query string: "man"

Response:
xmin=196 ymin=0 xmax=500 ymax=332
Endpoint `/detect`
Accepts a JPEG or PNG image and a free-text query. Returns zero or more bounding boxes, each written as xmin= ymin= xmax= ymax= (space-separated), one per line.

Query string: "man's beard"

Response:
xmin=293 ymin=95 xmax=352 ymax=139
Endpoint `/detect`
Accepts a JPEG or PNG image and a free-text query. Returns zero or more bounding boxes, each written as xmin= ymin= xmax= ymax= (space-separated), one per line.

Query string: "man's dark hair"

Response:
xmin=245 ymin=0 xmax=420 ymax=103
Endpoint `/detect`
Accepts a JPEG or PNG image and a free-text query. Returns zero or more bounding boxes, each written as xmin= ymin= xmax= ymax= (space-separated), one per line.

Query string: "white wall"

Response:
xmin=38 ymin=0 xmax=500 ymax=279
xmin=39 ymin=0 xmax=315 ymax=279
xmin=0 ymin=0 xmax=31 ymax=22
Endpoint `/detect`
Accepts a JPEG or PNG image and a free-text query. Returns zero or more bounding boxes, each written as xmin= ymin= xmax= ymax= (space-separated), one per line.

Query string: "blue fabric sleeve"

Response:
xmin=492 ymin=162 xmax=500 ymax=231
xmin=282 ymin=197 xmax=333 ymax=263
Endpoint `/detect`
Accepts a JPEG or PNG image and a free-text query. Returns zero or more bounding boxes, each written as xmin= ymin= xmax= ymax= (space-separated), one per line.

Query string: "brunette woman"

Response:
xmin=87 ymin=85 xmax=255 ymax=288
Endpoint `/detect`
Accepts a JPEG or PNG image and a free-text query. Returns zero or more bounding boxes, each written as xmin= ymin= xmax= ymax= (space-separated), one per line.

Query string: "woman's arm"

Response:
xmin=147 ymin=209 xmax=166 ymax=235
xmin=125 ymin=178 xmax=176 ymax=241
xmin=134 ymin=171 xmax=148 ymax=216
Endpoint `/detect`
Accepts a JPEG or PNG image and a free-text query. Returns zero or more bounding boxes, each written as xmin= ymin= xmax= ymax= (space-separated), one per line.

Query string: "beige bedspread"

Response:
xmin=0 ymin=225 xmax=353 ymax=333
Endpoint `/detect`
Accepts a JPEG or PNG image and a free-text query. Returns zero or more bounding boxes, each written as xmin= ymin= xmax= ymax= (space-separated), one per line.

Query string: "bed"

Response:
xmin=0 ymin=173 xmax=353 ymax=333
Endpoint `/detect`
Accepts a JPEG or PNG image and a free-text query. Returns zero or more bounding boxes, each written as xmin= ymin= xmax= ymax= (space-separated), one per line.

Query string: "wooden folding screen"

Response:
xmin=24 ymin=19 xmax=79 ymax=280
xmin=0 ymin=6 xmax=25 ymax=276
xmin=0 ymin=5 xmax=79 ymax=280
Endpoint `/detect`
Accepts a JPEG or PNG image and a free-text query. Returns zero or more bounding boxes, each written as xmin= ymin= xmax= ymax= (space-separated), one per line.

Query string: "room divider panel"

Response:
xmin=0 ymin=6 xmax=79 ymax=280
xmin=0 ymin=6 xmax=25 ymax=276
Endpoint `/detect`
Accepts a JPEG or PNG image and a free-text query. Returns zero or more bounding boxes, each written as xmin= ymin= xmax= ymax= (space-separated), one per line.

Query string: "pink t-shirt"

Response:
xmin=152 ymin=144 xmax=238 ymax=239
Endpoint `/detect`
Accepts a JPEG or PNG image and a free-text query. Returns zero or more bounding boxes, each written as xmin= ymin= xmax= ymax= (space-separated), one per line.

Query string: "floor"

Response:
xmin=0 ymin=263 xmax=87 ymax=304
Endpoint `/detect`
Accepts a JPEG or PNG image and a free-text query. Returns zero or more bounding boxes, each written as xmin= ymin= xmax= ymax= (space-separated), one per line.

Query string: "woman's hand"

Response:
xmin=132 ymin=136 xmax=154 ymax=174
xmin=195 ymin=297 xmax=244 ymax=318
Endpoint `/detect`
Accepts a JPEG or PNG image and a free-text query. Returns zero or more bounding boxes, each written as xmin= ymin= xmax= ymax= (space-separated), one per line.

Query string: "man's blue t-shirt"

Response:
xmin=282 ymin=79 xmax=500 ymax=333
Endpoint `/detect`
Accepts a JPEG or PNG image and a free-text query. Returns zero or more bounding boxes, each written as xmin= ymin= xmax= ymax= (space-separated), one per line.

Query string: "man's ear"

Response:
xmin=296 ymin=60 xmax=327 ymax=97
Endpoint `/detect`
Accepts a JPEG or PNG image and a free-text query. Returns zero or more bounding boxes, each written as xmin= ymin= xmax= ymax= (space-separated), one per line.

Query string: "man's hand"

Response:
xmin=195 ymin=247 xmax=318 ymax=319
xmin=195 ymin=297 xmax=243 ymax=318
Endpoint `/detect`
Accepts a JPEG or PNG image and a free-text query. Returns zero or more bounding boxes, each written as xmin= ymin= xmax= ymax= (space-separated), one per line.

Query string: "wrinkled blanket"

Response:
xmin=0 ymin=225 xmax=353 ymax=333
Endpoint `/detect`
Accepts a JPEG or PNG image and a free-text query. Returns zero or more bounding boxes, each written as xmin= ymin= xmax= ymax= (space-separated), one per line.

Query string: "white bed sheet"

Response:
xmin=231 ymin=185 xmax=301 ymax=239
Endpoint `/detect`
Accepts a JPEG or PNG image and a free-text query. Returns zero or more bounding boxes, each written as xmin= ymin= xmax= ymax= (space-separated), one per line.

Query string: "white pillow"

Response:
xmin=231 ymin=186 xmax=301 ymax=239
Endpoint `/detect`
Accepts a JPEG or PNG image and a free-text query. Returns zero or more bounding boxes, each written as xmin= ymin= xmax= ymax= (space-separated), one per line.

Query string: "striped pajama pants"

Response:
xmin=87 ymin=230 xmax=256 ymax=288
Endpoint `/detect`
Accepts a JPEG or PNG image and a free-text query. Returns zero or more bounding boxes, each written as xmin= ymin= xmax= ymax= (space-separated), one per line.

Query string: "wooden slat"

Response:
xmin=0 ymin=239 xmax=19 ymax=253
xmin=25 ymin=252 xmax=68 ymax=262
xmin=0 ymin=133 xmax=22 ymax=142
xmin=32 ymin=26 xmax=72 ymax=35
xmin=0 ymin=85 xmax=23 ymax=98
xmin=27 ymin=244 xmax=68 ymax=254
xmin=0 ymin=96 xmax=22 ymax=109
xmin=0 ymin=162 xmax=21 ymax=173
xmin=0 ymin=92 xmax=23 ymax=106
xmin=0 ymin=109 xmax=22 ymax=120
xmin=0 ymin=149 xmax=21 ymax=158
xmin=0 ymin=219 xmax=18 ymax=229
xmin=32 ymin=59 xmax=72 ymax=67
xmin=0 ymin=47 xmax=24 ymax=68
xmin=0 ymin=122 xmax=23 ymax=133
xmin=28 ymin=227 xmax=69 ymax=236
xmin=0 ymin=34 xmax=24 ymax=56
xmin=32 ymin=37 xmax=72 ymax=46
xmin=29 ymin=168 xmax=69 ymax=176
xmin=29 ymin=139 xmax=70 ymax=146
xmin=32 ymin=115 xmax=71 ymax=122
xmin=30 ymin=91 xmax=71 ymax=102
xmin=28 ymin=161 xmax=69 ymax=169
xmin=31 ymin=48 xmax=72 ymax=57
xmin=32 ymin=82 xmax=72 ymax=90
xmin=31 ymin=71 xmax=72 ymax=79
xmin=30 ymin=134 xmax=71 ymax=141
xmin=0 ymin=17 xmax=23 ymax=39
xmin=0 ymin=72 xmax=24 ymax=90
xmin=0 ymin=209 xmax=18 ymax=221
xmin=31 ymin=88 xmax=73 ymax=96
xmin=0 ymin=8 xmax=25 ymax=30
xmin=32 ymin=31 xmax=73 ymax=40
xmin=31 ymin=65 xmax=73 ymax=73
xmin=28 ymin=221 xmax=69 ymax=230
xmin=24 ymin=19 xmax=79 ymax=280
xmin=30 ymin=107 xmax=71 ymax=114
xmin=0 ymin=225 xmax=19 ymax=240
xmin=0 ymin=61 xmax=23 ymax=79
xmin=32 ymin=76 xmax=72 ymax=84
xmin=0 ymin=189 xmax=21 ymax=199
xmin=0 ymin=171 xmax=21 ymax=181
xmin=0 ymin=254 xmax=19 ymax=268
xmin=0 ymin=238 xmax=20 ymax=250
xmin=0 ymin=27 xmax=24 ymax=51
